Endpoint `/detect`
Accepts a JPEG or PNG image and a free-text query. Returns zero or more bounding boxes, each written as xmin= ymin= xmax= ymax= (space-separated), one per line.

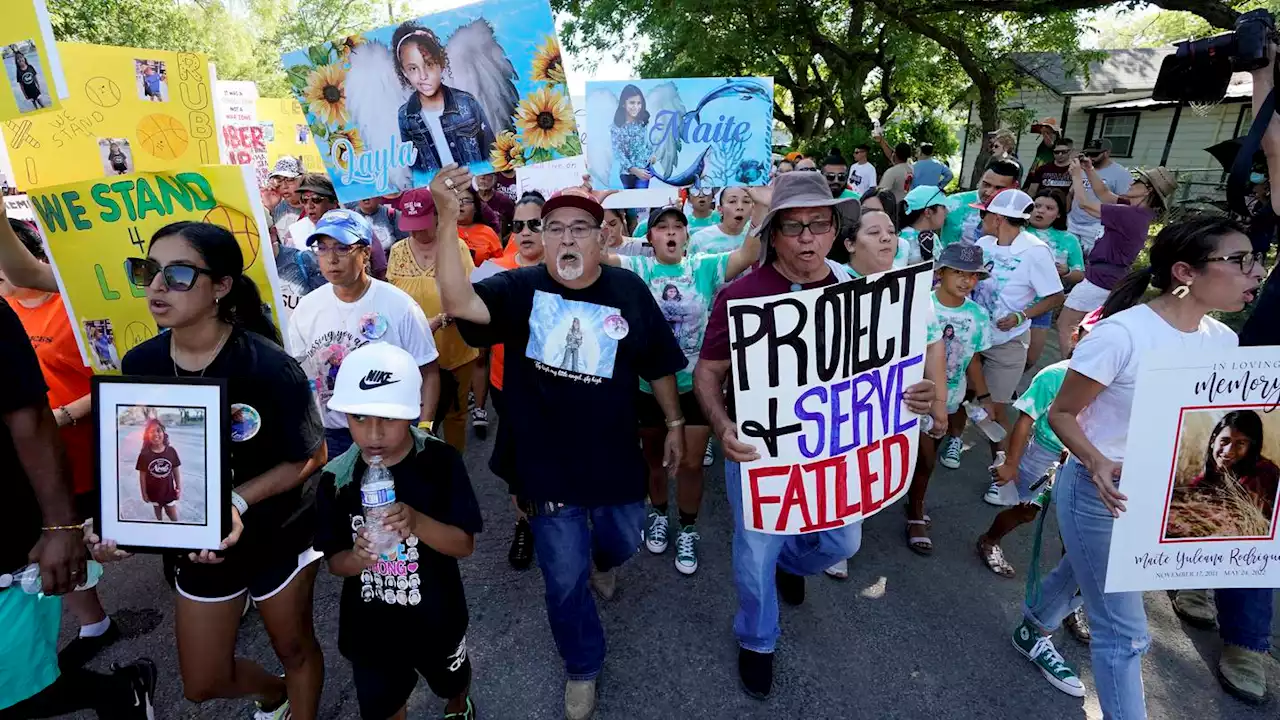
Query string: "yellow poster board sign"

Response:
xmin=3 ymin=42 xmax=216 ymax=190
xmin=0 ymin=0 xmax=67 ymax=121
xmin=29 ymin=165 xmax=285 ymax=372
xmin=259 ymin=96 xmax=323 ymax=174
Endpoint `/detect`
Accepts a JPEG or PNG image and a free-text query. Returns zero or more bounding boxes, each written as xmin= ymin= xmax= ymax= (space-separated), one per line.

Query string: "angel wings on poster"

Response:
xmin=281 ymin=0 xmax=582 ymax=204
xmin=584 ymin=77 xmax=774 ymax=191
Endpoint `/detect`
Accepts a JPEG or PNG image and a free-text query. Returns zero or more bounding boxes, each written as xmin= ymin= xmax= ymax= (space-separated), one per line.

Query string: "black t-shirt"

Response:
xmin=1026 ymin=162 xmax=1072 ymax=191
xmin=314 ymin=440 xmax=483 ymax=664
xmin=122 ymin=328 xmax=324 ymax=555
xmin=0 ymin=300 xmax=51 ymax=573
xmin=456 ymin=265 xmax=686 ymax=507
xmin=136 ymin=446 xmax=181 ymax=483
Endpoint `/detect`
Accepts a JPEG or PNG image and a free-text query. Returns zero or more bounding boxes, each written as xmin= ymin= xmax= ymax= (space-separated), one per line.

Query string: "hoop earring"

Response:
xmin=1172 ymin=284 xmax=1191 ymax=299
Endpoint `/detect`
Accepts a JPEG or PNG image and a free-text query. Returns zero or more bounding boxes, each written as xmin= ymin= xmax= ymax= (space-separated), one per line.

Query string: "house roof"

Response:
xmin=1084 ymin=72 xmax=1252 ymax=112
xmin=1010 ymin=48 xmax=1175 ymax=96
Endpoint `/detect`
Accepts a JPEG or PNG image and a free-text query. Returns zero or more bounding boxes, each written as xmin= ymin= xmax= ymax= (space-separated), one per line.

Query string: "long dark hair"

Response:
xmin=1034 ymin=189 xmax=1070 ymax=231
xmin=459 ymin=186 xmax=498 ymax=233
xmin=860 ymin=187 xmax=900 ymax=229
xmin=150 ymin=221 xmax=280 ymax=344
xmin=1200 ymin=410 xmax=1264 ymax=485
xmin=9 ymin=219 xmax=45 ymax=261
xmin=1099 ymin=216 xmax=1245 ymax=319
xmin=614 ymin=85 xmax=650 ymax=127
xmin=391 ymin=21 xmax=448 ymax=88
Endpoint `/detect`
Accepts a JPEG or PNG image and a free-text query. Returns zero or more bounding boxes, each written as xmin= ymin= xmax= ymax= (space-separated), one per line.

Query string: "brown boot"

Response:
xmin=1172 ymin=589 xmax=1217 ymax=629
xmin=1217 ymin=644 xmax=1268 ymax=704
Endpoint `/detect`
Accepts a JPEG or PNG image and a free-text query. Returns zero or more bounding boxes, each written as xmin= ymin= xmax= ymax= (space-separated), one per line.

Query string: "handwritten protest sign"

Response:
xmin=584 ymin=77 xmax=773 ymax=191
xmin=728 ymin=264 xmax=932 ymax=535
xmin=28 ymin=165 xmax=284 ymax=372
xmin=280 ymin=0 xmax=581 ymax=204
xmin=2 ymin=43 xmax=216 ymax=189
xmin=0 ymin=0 xmax=67 ymax=121
xmin=1106 ymin=347 xmax=1280 ymax=591
xmin=215 ymin=80 xmax=268 ymax=185
xmin=259 ymin=96 xmax=323 ymax=173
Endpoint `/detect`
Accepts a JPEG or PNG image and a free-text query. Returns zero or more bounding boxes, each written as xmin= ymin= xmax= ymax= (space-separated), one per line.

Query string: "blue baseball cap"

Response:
xmin=307 ymin=208 xmax=373 ymax=247
xmin=904 ymin=186 xmax=948 ymax=213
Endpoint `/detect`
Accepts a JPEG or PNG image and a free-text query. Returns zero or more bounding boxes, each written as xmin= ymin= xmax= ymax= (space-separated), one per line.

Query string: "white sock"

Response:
xmin=79 ymin=616 xmax=112 ymax=638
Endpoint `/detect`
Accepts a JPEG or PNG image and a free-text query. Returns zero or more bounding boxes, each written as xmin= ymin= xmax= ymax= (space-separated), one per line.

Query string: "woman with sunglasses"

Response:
xmin=1012 ymin=217 xmax=1264 ymax=713
xmin=295 ymin=173 xmax=386 ymax=279
xmin=1056 ymin=161 xmax=1174 ymax=360
xmin=489 ymin=193 xmax=547 ymax=570
xmin=107 ymin=222 xmax=326 ymax=720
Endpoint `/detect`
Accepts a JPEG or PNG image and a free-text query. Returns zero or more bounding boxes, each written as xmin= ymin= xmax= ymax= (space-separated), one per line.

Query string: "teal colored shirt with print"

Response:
xmin=620 ymin=253 xmax=730 ymax=393
xmin=932 ymin=292 xmax=994 ymax=412
xmin=939 ymin=190 xmax=982 ymax=251
xmin=633 ymin=211 xmax=721 ymax=239
xmin=1014 ymin=360 xmax=1068 ymax=455
xmin=1029 ymin=227 xmax=1084 ymax=273
xmin=689 ymin=223 xmax=750 ymax=256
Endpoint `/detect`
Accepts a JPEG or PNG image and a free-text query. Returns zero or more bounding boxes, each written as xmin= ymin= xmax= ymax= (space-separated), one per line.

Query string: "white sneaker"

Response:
xmin=983 ymin=481 xmax=1018 ymax=507
xmin=702 ymin=439 xmax=715 ymax=467
xmin=645 ymin=510 xmax=669 ymax=554
xmin=565 ymin=678 xmax=597 ymax=720
xmin=939 ymin=436 xmax=963 ymax=469
xmin=824 ymin=558 xmax=849 ymax=579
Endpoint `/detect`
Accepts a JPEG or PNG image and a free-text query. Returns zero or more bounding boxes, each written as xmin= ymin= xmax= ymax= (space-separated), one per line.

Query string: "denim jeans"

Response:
xmin=1217 ymin=587 xmax=1275 ymax=652
xmin=724 ymin=461 xmax=863 ymax=653
xmin=1025 ymin=457 xmax=1149 ymax=719
xmin=528 ymin=501 xmax=645 ymax=680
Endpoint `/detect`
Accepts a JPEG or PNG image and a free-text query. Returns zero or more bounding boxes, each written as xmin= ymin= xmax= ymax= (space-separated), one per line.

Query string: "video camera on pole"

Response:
xmin=1152 ymin=9 xmax=1275 ymax=104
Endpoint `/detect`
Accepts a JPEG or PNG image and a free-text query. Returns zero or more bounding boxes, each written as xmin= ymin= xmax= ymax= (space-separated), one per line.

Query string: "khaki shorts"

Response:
xmin=981 ymin=333 xmax=1030 ymax=404
xmin=1065 ymin=278 xmax=1110 ymax=312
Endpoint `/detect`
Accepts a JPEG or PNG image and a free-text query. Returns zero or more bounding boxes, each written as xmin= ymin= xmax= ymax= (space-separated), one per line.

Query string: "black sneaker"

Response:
xmin=58 ymin=619 xmax=122 ymax=670
xmin=776 ymin=567 xmax=805 ymax=606
xmin=508 ymin=517 xmax=534 ymax=570
xmin=110 ymin=658 xmax=157 ymax=719
xmin=738 ymin=648 xmax=774 ymax=699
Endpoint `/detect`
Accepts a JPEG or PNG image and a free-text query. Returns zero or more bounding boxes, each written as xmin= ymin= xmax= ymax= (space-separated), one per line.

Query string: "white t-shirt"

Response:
xmin=287 ymin=280 xmax=439 ymax=429
xmin=688 ymin=224 xmax=749 ymax=256
xmin=286 ymin=216 xmax=316 ymax=251
xmin=850 ymin=162 xmax=877 ymax=196
xmin=421 ymin=109 xmax=455 ymax=166
xmin=1067 ymin=161 xmax=1132 ymax=239
xmin=974 ymin=231 xmax=1063 ymax=346
xmin=1071 ymin=304 xmax=1236 ymax=462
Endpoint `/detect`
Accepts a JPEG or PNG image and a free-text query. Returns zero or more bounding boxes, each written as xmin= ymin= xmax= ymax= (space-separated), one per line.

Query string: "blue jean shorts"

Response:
xmin=0 ymin=589 xmax=61 ymax=710
xmin=1030 ymin=311 xmax=1053 ymax=329
xmin=1016 ymin=437 xmax=1061 ymax=504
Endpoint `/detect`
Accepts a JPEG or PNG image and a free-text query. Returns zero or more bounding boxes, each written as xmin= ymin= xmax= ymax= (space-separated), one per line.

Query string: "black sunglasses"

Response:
xmin=511 ymin=218 xmax=542 ymax=233
xmin=126 ymin=257 xmax=216 ymax=291
xmin=825 ymin=172 xmax=848 ymax=181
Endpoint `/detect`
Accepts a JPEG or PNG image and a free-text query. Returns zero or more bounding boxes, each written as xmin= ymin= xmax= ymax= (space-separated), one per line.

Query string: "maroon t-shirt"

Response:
xmin=1084 ymin=203 xmax=1155 ymax=290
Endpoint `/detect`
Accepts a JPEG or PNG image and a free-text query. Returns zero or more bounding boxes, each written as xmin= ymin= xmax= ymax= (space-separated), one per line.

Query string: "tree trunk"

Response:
xmin=967 ymin=86 xmax=1000 ymax=187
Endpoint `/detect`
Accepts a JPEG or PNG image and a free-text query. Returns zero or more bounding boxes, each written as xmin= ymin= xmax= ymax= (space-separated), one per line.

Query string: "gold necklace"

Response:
xmin=172 ymin=326 xmax=231 ymax=378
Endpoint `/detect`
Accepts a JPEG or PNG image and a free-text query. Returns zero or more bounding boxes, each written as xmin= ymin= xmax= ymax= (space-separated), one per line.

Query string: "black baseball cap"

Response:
xmin=1082 ymin=138 xmax=1111 ymax=156
xmin=935 ymin=243 xmax=990 ymax=276
xmin=647 ymin=206 xmax=688 ymax=228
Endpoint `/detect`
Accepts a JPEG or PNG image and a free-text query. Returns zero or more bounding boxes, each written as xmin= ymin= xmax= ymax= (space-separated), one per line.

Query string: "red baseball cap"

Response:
xmin=397 ymin=188 xmax=435 ymax=232
xmin=542 ymin=190 xmax=604 ymax=225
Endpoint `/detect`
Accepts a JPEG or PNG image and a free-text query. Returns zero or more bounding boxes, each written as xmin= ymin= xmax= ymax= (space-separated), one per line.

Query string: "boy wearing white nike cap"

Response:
xmin=313 ymin=342 xmax=482 ymax=720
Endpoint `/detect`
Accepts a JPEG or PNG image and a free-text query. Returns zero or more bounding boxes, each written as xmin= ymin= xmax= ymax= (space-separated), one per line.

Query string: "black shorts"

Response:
xmin=174 ymin=507 xmax=321 ymax=602
xmin=636 ymin=390 xmax=707 ymax=429
xmin=352 ymin=635 xmax=471 ymax=718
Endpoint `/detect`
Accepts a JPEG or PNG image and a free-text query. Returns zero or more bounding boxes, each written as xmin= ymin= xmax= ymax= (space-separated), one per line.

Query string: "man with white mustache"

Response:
xmin=430 ymin=164 xmax=686 ymax=720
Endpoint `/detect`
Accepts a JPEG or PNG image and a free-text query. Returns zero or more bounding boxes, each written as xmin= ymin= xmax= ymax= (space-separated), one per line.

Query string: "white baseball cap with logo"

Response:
xmin=969 ymin=188 xmax=1035 ymax=220
xmin=328 ymin=343 xmax=421 ymax=420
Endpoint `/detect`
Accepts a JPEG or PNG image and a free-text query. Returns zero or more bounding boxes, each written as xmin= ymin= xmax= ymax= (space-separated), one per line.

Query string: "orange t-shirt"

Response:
xmin=11 ymin=294 xmax=95 ymax=495
xmin=458 ymin=223 xmax=503 ymax=265
xmin=488 ymin=251 xmax=521 ymax=390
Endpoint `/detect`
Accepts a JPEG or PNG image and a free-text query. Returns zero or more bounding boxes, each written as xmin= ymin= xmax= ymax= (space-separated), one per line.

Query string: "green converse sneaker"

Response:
xmin=1012 ymin=620 xmax=1086 ymax=697
xmin=674 ymin=525 xmax=699 ymax=575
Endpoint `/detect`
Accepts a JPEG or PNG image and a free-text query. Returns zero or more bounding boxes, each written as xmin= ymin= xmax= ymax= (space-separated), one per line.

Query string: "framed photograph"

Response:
xmin=94 ymin=376 xmax=229 ymax=552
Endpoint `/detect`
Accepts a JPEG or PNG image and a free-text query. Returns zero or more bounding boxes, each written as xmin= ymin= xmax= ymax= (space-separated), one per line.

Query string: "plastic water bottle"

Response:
xmin=360 ymin=456 xmax=399 ymax=558
xmin=0 ymin=560 xmax=104 ymax=595
xmin=964 ymin=401 xmax=1007 ymax=443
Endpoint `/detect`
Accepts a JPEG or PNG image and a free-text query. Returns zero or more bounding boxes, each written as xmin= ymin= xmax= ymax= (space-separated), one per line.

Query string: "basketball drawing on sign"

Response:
xmin=204 ymin=205 xmax=261 ymax=270
xmin=137 ymin=114 xmax=189 ymax=159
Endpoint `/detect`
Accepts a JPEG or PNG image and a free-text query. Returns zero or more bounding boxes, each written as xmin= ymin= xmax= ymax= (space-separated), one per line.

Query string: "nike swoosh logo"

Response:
xmin=359 ymin=378 xmax=400 ymax=391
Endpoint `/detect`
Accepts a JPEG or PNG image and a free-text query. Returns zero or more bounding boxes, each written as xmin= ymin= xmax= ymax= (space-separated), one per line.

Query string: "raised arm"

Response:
xmin=0 ymin=204 xmax=57 ymax=293
xmin=1069 ymin=158 xmax=1101 ymax=219
xmin=1252 ymin=48 xmax=1280 ymax=214
xmin=725 ymin=185 xmax=772 ymax=279
xmin=433 ymin=165 xmax=492 ymax=324
xmin=1082 ymin=159 xmax=1119 ymax=205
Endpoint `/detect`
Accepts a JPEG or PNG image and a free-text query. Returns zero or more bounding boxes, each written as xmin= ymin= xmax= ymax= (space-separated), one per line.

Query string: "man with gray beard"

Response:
xmin=430 ymin=164 xmax=686 ymax=720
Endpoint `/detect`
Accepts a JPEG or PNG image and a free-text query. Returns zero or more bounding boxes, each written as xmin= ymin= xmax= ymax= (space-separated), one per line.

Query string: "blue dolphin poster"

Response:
xmin=281 ymin=0 xmax=581 ymax=204
xmin=584 ymin=77 xmax=773 ymax=191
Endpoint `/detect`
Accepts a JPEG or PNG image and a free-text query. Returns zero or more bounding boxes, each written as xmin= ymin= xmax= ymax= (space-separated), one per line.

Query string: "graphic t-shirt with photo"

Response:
xmin=456 ymin=265 xmax=686 ymax=507
xmin=688 ymin=225 xmax=749 ymax=256
xmin=136 ymin=445 xmax=181 ymax=503
xmin=620 ymin=253 xmax=731 ymax=392
xmin=940 ymin=190 xmax=983 ymax=251
xmin=932 ymin=292 xmax=994 ymax=412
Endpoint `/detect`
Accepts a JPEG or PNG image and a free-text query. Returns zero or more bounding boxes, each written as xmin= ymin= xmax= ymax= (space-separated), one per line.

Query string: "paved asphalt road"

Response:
xmin=61 ymin=345 xmax=1280 ymax=720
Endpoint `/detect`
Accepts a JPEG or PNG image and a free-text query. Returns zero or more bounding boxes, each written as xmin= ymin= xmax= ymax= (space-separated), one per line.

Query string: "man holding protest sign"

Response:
xmin=432 ymin=163 xmax=687 ymax=720
xmin=693 ymin=171 xmax=937 ymax=699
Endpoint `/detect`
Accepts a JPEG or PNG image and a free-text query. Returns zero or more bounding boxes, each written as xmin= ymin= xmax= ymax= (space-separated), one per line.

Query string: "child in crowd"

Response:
xmin=136 ymin=419 xmax=181 ymax=522
xmin=315 ymin=342 xmax=483 ymax=720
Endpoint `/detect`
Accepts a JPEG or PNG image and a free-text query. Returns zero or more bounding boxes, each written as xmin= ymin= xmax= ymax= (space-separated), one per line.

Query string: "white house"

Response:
xmin=958 ymin=48 xmax=1253 ymax=203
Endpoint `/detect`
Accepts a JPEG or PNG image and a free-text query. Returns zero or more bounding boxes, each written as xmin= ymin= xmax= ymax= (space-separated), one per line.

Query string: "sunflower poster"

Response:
xmin=281 ymin=0 xmax=581 ymax=204
xmin=0 ymin=0 xmax=68 ymax=121
xmin=584 ymin=77 xmax=774 ymax=191
xmin=2 ymin=43 xmax=217 ymax=190
xmin=27 ymin=165 xmax=285 ymax=372
xmin=1104 ymin=346 xmax=1280 ymax=592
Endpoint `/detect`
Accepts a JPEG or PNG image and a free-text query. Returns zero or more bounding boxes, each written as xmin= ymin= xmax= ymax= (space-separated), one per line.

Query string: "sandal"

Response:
xmin=977 ymin=538 xmax=1015 ymax=578
xmin=906 ymin=519 xmax=933 ymax=556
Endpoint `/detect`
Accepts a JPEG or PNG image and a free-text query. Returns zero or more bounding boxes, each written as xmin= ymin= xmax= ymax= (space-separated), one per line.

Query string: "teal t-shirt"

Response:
xmin=620 ymin=253 xmax=730 ymax=393
xmin=688 ymin=223 xmax=750 ymax=256
xmin=1014 ymin=359 xmax=1069 ymax=455
xmin=633 ymin=211 xmax=721 ymax=238
xmin=933 ymin=292 xmax=993 ymax=412
xmin=1029 ymin=227 xmax=1084 ymax=273
xmin=940 ymin=190 xmax=982 ymax=251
